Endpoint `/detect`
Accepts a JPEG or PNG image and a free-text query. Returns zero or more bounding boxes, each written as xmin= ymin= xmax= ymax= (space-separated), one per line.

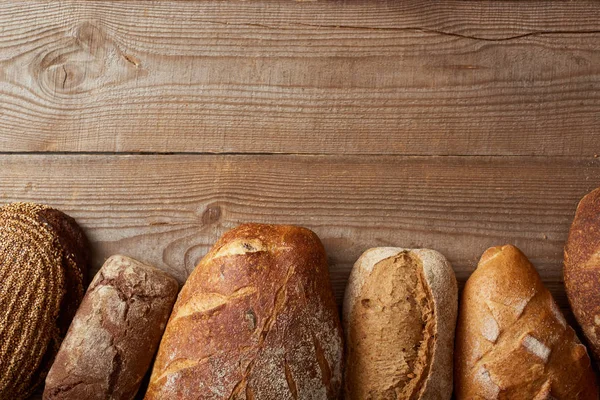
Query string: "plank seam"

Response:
xmin=175 ymin=18 xmax=600 ymax=40
xmin=0 ymin=152 xmax=597 ymax=159
xmin=279 ymin=24 xmax=600 ymax=41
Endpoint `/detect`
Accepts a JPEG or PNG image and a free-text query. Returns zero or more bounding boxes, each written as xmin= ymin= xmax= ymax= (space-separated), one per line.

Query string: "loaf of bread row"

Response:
xmin=0 ymin=203 xmax=181 ymax=400
xmin=140 ymin=223 xmax=597 ymax=399
xmin=341 ymin=186 xmax=600 ymax=399
xmin=0 ymin=210 xmax=345 ymax=400
xmin=3 ymin=189 xmax=600 ymax=399
xmin=42 ymin=223 xmax=345 ymax=399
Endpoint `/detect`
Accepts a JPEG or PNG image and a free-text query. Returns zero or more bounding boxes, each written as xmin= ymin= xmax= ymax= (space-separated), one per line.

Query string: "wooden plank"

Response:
xmin=1 ymin=1 xmax=599 ymax=155
xmin=1 ymin=154 xmax=599 ymax=313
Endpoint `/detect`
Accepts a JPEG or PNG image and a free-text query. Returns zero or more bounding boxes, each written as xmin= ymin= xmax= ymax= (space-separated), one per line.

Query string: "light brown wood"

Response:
xmin=1 ymin=154 xmax=598 ymax=313
xmin=1 ymin=0 xmax=600 ymax=155
xmin=4 ymin=1 xmax=598 ymax=398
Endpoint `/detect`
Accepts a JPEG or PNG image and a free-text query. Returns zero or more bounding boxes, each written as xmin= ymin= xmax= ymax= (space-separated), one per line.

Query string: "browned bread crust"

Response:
xmin=343 ymin=248 xmax=457 ymax=400
xmin=565 ymin=187 xmax=600 ymax=361
xmin=145 ymin=223 xmax=344 ymax=399
xmin=36 ymin=207 xmax=90 ymax=336
xmin=0 ymin=203 xmax=90 ymax=400
xmin=44 ymin=255 xmax=179 ymax=400
xmin=455 ymin=245 xmax=598 ymax=400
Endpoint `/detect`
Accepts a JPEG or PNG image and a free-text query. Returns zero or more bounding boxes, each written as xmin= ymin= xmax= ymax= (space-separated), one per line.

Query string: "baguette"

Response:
xmin=343 ymin=248 xmax=457 ymax=400
xmin=145 ymin=223 xmax=344 ymax=399
xmin=455 ymin=245 xmax=598 ymax=399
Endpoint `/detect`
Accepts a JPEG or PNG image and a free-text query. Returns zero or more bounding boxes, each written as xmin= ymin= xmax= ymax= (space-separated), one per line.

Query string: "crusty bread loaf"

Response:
xmin=565 ymin=187 xmax=600 ymax=361
xmin=342 ymin=248 xmax=457 ymax=400
xmin=0 ymin=202 xmax=90 ymax=400
xmin=145 ymin=224 xmax=344 ymax=399
xmin=455 ymin=245 xmax=598 ymax=400
xmin=44 ymin=255 xmax=179 ymax=400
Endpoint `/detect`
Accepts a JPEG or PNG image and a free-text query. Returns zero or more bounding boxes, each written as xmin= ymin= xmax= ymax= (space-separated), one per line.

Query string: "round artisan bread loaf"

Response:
xmin=565 ymin=187 xmax=600 ymax=361
xmin=0 ymin=202 xmax=90 ymax=400
xmin=145 ymin=223 xmax=344 ymax=399
xmin=455 ymin=245 xmax=598 ymax=400
xmin=342 ymin=247 xmax=457 ymax=400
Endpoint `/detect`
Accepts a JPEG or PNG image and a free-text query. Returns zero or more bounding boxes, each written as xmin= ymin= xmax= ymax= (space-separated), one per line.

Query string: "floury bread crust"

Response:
xmin=145 ymin=224 xmax=343 ymax=399
xmin=343 ymin=247 xmax=457 ymax=400
xmin=44 ymin=255 xmax=179 ymax=400
xmin=565 ymin=187 xmax=600 ymax=361
xmin=455 ymin=245 xmax=598 ymax=400
xmin=0 ymin=203 xmax=90 ymax=400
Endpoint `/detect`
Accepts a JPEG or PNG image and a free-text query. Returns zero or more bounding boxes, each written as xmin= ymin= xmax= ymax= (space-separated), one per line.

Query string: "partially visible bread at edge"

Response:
xmin=145 ymin=223 xmax=344 ymax=399
xmin=565 ymin=187 xmax=600 ymax=361
xmin=343 ymin=247 xmax=458 ymax=400
xmin=44 ymin=255 xmax=179 ymax=400
xmin=0 ymin=202 xmax=90 ymax=400
xmin=455 ymin=245 xmax=598 ymax=400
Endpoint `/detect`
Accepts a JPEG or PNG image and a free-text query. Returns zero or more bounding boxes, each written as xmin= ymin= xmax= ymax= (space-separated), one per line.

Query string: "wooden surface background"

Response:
xmin=1 ymin=0 xmax=599 ymax=396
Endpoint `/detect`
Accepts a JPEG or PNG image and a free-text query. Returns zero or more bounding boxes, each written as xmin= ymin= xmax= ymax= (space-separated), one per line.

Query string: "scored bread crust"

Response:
xmin=145 ymin=223 xmax=343 ymax=399
xmin=455 ymin=245 xmax=599 ymax=400
xmin=343 ymin=247 xmax=458 ymax=400
xmin=565 ymin=187 xmax=600 ymax=361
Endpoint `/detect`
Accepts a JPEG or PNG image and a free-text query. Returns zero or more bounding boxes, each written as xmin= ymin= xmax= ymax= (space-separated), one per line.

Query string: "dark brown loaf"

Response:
xmin=0 ymin=202 xmax=90 ymax=400
xmin=565 ymin=187 xmax=600 ymax=361
xmin=145 ymin=223 xmax=344 ymax=399
xmin=44 ymin=255 xmax=179 ymax=400
xmin=455 ymin=245 xmax=598 ymax=400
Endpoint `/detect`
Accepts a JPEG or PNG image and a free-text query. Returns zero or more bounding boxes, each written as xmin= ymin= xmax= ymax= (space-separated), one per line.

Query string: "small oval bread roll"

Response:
xmin=455 ymin=245 xmax=598 ymax=400
xmin=565 ymin=187 xmax=600 ymax=361
xmin=44 ymin=255 xmax=179 ymax=400
xmin=343 ymin=247 xmax=457 ymax=400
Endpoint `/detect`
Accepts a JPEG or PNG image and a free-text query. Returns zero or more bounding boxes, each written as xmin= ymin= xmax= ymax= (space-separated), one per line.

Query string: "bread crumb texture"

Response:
xmin=455 ymin=245 xmax=598 ymax=400
xmin=345 ymin=251 xmax=435 ymax=400
xmin=145 ymin=224 xmax=343 ymax=399
xmin=0 ymin=203 xmax=88 ymax=400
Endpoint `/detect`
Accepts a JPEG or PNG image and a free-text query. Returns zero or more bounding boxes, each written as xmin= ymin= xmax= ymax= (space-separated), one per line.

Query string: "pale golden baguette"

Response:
xmin=343 ymin=247 xmax=457 ymax=400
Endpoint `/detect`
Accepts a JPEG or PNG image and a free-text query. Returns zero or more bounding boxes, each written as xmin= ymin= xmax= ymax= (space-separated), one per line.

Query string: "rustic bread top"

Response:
xmin=0 ymin=202 xmax=89 ymax=400
xmin=565 ymin=187 xmax=600 ymax=360
xmin=455 ymin=245 xmax=598 ymax=400
xmin=343 ymin=247 xmax=457 ymax=400
xmin=146 ymin=223 xmax=343 ymax=399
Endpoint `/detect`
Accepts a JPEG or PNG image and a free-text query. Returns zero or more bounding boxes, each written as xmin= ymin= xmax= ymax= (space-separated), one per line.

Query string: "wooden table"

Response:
xmin=2 ymin=0 xmax=600 ymax=367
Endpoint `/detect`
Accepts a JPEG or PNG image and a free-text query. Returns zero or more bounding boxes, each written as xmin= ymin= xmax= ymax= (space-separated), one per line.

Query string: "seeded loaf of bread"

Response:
xmin=0 ymin=202 xmax=90 ymax=400
xmin=145 ymin=223 xmax=344 ymax=399
xmin=342 ymin=248 xmax=457 ymax=400
xmin=44 ymin=255 xmax=179 ymax=400
xmin=455 ymin=245 xmax=598 ymax=399
xmin=565 ymin=187 xmax=600 ymax=361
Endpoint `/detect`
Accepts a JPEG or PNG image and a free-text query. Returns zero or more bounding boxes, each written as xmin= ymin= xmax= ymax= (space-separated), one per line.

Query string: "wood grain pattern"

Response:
xmin=1 ymin=154 xmax=598 ymax=312
xmin=1 ymin=0 xmax=600 ymax=155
